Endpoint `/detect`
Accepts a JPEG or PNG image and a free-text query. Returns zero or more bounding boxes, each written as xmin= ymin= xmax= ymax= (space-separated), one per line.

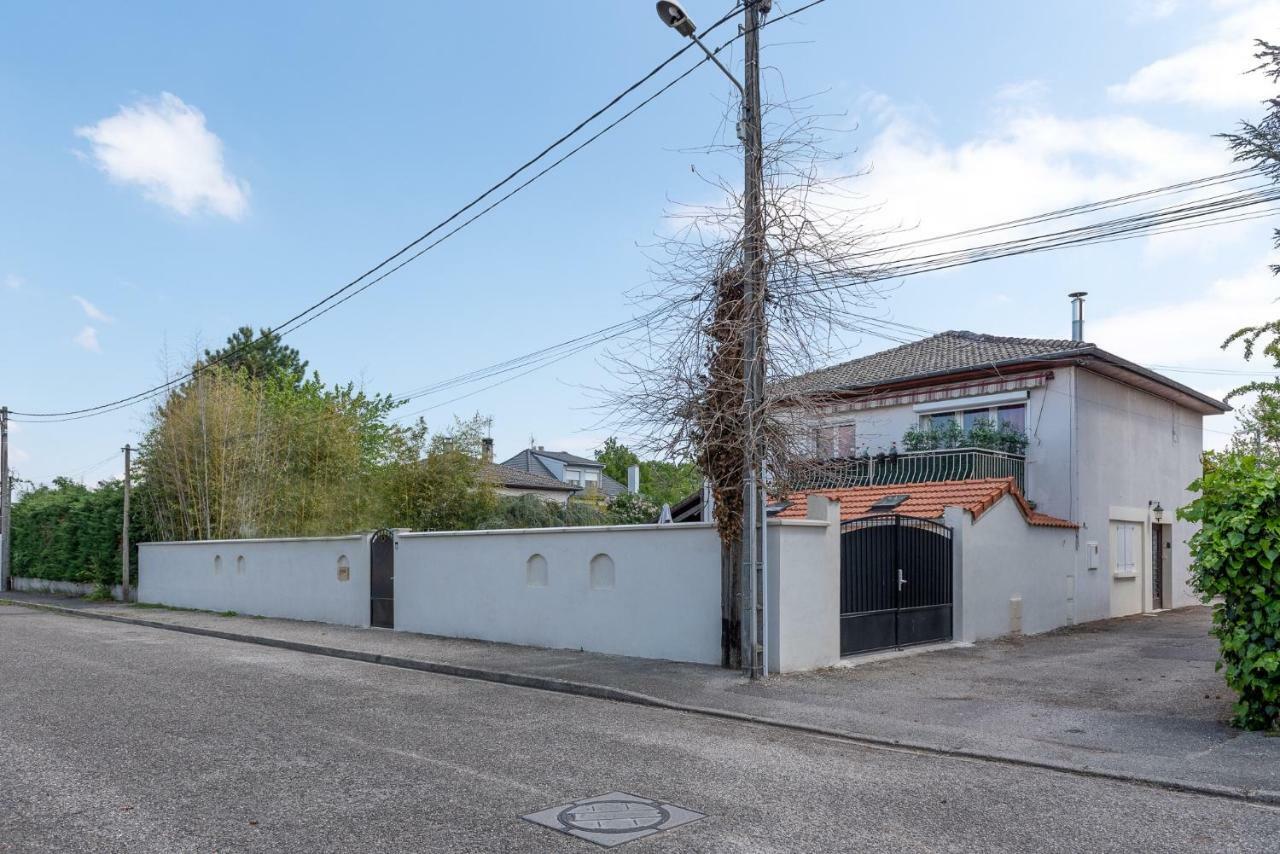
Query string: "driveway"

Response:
xmin=4 ymin=595 xmax=1277 ymax=801
xmin=3 ymin=605 xmax=1278 ymax=852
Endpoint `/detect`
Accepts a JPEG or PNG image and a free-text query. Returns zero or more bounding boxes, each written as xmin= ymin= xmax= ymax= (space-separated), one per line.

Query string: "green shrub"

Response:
xmin=1179 ymin=453 xmax=1280 ymax=731
xmin=11 ymin=478 xmax=146 ymax=586
xmin=606 ymin=492 xmax=660 ymax=525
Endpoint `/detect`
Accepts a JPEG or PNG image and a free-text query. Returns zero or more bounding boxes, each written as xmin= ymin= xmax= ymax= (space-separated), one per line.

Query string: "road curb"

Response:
xmin=7 ymin=596 xmax=1278 ymax=808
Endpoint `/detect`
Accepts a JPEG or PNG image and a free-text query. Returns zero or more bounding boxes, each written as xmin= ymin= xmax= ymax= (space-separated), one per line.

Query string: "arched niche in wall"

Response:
xmin=589 ymin=553 xmax=615 ymax=590
xmin=526 ymin=553 xmax=548 ymax=587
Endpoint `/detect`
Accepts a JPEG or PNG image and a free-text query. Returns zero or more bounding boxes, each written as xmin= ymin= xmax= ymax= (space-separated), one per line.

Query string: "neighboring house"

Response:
xmin=785 ymin=298 xmax=1228 ymax=638
xmin=480 ymin=462 xmax=578 ymax=506
xmin=500 ymin=447 xmax=627 ymax=501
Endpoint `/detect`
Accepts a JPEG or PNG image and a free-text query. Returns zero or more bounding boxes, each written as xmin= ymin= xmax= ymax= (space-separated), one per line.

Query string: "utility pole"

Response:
xmin=656 ymin=0 xmax=771 ymax=677
xmin=121 ymin=444 xmax=131 ymax=601
xmin=739 ymin=0 xmax=768 ymax=680
xmin=1 ymin=407 xmax=10 ymax=593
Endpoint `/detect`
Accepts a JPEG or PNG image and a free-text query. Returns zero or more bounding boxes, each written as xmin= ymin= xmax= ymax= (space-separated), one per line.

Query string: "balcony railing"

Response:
xmin=794 ymin=447 xmax=1026 ymax=495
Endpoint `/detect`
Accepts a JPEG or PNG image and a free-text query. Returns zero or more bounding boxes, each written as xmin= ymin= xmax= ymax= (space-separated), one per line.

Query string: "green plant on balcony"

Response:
xmin=996 ymin=421 xmax=1029 ymax=455
xmin=900 ymin=419 xmax=1027 ymax=455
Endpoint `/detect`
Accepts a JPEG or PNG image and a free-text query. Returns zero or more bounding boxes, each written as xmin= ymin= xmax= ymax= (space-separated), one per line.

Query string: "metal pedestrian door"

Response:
xmin=840 ymin=515 xmax=953 ymax=656
xmin=370 ymin=529 xmax=394 ymax=629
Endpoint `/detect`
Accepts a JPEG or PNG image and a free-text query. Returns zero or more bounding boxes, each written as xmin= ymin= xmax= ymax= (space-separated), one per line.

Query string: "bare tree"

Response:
xmin=603 ymin=93 xmax=898 ymax=666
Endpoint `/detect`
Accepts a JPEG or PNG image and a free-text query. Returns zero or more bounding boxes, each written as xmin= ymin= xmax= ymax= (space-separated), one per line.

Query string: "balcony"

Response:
xmin=795 ymin=447 xmax=1027 ymax=495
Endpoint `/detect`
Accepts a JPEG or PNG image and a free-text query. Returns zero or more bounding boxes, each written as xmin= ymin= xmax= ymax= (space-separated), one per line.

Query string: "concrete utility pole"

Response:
xmin=1 ymin=407 xmax=10 ymax=593
xmin=739 ymin=0 xmax=768 ymax=680
xmin=121 ymin=444 xmax=131 ymax=601
xmin=657 ymin=0 xmax=771 ymax=678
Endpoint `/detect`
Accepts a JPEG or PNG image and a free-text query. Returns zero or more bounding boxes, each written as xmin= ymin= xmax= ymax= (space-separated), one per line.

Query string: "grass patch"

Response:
xmin=130 ymin=601 xmax=202 ymax=613
xmin=130 ymin=602 xmax=240 ymax=618
xmin=84 ymin=584 xmax=115 ymax=602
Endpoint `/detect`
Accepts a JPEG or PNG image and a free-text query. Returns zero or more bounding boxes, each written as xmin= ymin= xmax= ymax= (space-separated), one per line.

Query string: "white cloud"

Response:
xmin=1109 ymin=1 xmax=1279 ymax=107
xmin=993 ymin=80 xmax=1048 ymax=103
xmin=3 ymin=274 xmax=21 ymax=290
xmin=1128 ymin=0 xmax=1181 ymax=21
xmin=1090 ymin=259 xmax=1278 ymax=365
xmin=1090 ymin=258 xmax=1279 ymax=449
xmin=73 ymin=325 xmax=101 ymax=352
xmin=853 ymin=103 xmax=1230 ymax=250
xmin=75 ymin=92 xmax=249 ymax=219
xmin=72 ymin=295 xmax=113 ymax=323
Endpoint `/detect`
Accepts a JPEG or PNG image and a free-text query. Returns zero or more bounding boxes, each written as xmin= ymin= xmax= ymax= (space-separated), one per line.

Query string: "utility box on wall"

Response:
xmin=1086 ymin=541 xmax=1100 ymax=571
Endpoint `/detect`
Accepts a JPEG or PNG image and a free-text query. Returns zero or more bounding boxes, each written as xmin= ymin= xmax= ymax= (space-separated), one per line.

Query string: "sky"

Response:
xmin=1 ymin=0 xmax=1277 ymax=487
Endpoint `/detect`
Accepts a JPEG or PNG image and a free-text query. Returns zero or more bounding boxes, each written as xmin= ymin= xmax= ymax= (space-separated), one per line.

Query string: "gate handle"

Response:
xmin=898 ymin=568 xmax=907 ymax=590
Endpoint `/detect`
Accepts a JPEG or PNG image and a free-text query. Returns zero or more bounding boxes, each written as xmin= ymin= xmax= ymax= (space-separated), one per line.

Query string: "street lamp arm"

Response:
xmin=688 ymin=33 xmax=745 ymax=94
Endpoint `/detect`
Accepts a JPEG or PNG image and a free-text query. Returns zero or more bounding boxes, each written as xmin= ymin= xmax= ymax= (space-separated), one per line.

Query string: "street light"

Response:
xmin=656 ymin=0 xmax=697 ymax=37
xmin=655 ymin=1 xmax=744 ymax=95
xmin=1150 ymin=501 xmax=1165 ymax=524
xmin=654 ymin=0 xmax=767 ymax=679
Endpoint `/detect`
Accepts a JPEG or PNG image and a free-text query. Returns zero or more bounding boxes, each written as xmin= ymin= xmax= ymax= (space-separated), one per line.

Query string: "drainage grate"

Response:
xmin=522 ymin=791 xmax=705 ymax=848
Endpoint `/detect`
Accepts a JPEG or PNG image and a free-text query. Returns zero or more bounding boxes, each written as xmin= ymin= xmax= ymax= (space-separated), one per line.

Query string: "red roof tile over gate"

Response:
xmin=776 ymin=477 xmax=1075 ymax=529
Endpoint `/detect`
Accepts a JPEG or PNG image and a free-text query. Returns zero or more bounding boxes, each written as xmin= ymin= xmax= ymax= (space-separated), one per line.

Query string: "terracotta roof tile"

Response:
xmin=777 ymin=477 xmax=1076 ymax=529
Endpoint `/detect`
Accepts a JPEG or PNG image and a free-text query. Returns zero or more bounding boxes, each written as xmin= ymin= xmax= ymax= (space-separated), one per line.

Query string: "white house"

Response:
xmin=788 ymin=298 xmax=1228 ymax=631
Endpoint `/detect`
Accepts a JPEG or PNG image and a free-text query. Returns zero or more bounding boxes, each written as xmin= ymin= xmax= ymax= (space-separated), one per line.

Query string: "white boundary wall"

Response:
xmin=394 ymin=523 xmax=724 ymax=665
xmin=138 ymin=534 xmax=371 ymax=627
xmin=767 ymin=496 xmax=841 ymax=673
xmin=136 ymin=519 xmax=847 ymax=671
xmin=947 ymin=497 xmax=1078 ymax=643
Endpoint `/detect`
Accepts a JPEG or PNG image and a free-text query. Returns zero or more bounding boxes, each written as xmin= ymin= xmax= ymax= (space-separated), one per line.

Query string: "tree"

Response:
xmin=1219 ymin=41 xmax=1280 ymax=416
xmin=378 ymin=415 xmax=497 ymax=532
xmin=202 ymin=326 xmax=308 ymax=388
xmin=603 ymin=100 xmax=890 ymax=666
xmin=140 ymin=328 xmax=495 ymax=539
xmin=595 ymin=437 xmax=703 ymax=507
xmin=595 ymin=438 xmax=640 ymax=486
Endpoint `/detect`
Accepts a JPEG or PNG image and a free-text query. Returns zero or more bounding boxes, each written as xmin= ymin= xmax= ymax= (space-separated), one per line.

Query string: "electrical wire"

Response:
xmin=9 ymin=3 xmax=748 ymax=421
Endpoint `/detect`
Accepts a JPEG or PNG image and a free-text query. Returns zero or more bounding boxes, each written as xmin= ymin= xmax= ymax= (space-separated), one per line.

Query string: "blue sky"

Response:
xmin=2 ymin=0 xmax=1276 ymax=486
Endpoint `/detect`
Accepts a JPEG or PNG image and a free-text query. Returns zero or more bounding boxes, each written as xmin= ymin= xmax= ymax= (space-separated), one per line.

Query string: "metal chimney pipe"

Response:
xmin=626 ymin=464 xmax=641 ymax=494
xmin=1069 ymin=291 xmax=1087 ymax=342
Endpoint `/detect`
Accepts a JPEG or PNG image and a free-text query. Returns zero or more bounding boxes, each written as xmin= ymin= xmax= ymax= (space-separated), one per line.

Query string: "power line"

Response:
xmin=9 ymin=4 xmax=749 ymax=422
xmin=11 ymin=1 xmax=839 ymax=426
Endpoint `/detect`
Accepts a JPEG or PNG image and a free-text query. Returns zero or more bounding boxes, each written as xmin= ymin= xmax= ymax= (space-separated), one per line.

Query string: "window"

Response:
xmin=922 ymin=404 xmax=1027 ymax=434
xmin=815 ymin=422 xmax=856 ymax=459
xmin=1113 ymin=522 xmax=1140 ymax=575
xmin=997 ymin=404 xmax=1026 ymax=432
xmin=929 ymin=412 xmax=955 ymax=431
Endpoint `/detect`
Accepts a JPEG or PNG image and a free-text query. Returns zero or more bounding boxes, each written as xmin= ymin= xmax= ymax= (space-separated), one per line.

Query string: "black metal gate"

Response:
xmin=370 ymin=529 xmax=394 ymax=629
xmin=840 ymin=515 xmax=953 ymax=656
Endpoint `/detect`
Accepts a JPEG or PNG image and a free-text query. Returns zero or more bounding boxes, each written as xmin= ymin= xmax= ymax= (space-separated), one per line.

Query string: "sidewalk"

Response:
xmin=4 ymin=591 xmax=1277 ymax=804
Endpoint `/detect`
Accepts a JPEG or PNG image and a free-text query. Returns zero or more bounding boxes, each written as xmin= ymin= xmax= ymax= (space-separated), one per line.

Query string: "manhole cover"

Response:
xmin=522 ymin=792 xmax=704 ymax=847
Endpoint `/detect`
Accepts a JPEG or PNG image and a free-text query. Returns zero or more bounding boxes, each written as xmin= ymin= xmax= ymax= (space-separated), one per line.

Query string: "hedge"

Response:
xmin=1179 ymin=453 xmax=1280 ymax=731
xmin=11 ymin=478 xmax=145 ymax=587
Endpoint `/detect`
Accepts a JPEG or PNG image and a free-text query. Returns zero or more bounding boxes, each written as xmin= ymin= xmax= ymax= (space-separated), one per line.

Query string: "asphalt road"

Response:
xmin=1 ymin=606 xmax=1276 ymax=853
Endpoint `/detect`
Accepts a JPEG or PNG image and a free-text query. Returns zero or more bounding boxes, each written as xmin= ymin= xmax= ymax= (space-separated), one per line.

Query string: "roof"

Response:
xmin=500 ymin=448 xmax=604 ymax=475
xmin=496 ymin=449 xmax=628 ymax=499
xmin=776 ymin=477 xmax=1076 ymax=529
xmin=787 ymin=330 xmax=1228 ymax=414
xmin=598 ymin=473 xmax=628 ymax=498
xmin=481 ymin=462 xmax=577 ymax=493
